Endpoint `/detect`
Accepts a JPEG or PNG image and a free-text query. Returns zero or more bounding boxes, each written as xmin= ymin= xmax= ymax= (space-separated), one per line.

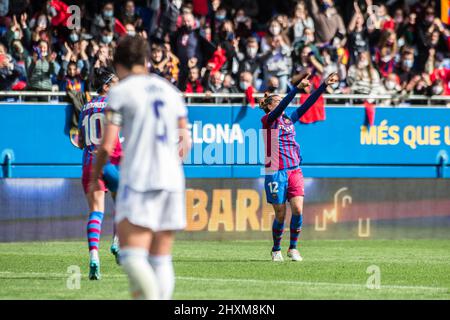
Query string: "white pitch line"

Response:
xmin=177 ymin=276 xmax=448 ymax=292
xmin=0 ymin=272 xmax=447 ymax=293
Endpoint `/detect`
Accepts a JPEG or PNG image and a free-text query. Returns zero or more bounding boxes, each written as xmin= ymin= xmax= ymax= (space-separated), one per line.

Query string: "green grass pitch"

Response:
xmin=0 ymin=239 xmax=449 ymax=299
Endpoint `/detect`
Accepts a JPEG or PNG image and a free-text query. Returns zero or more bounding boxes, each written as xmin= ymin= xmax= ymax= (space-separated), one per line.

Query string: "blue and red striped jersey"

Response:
xmin=262 ymin=113 xmax=301 ymax=171
xmin=79 ymin=95 xmax=122 ymax=167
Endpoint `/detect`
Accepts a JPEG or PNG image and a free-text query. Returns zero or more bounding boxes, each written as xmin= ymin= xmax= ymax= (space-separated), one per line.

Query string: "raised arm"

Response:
xmin=290 ymin=72 xmax=339 ymax=123
xmin=266 ymin=73 xmax=311 ymax=124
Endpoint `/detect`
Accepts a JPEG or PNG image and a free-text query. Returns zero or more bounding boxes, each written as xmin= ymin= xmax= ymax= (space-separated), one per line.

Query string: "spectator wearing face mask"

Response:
xmin=308 ymin=0 xmax=346 ymax=45
xmin=26 ymin=40 xmax=58 ymax=93
xmin=0 ymin=43 xmax=26 ymax=91
xmin=395 ymin=46 xmax=416 ymax=91
xmin=374 ymin=30 xmax=398 ymax=78
xmin=238 ymin=37 xmax=262 ymax=90
xmin=347 ymin=51 xmax=383 ymax=95
xmin=98 ymin=26 xmax=115 ymax=47
xmin=5 ymin=13 xmax=30 ymax=54
xmin=430 ymin=57 xmax=450 ymax=96
xmin=260 ymin=35 xmax=292 ymax=93
xmin=381 ymin=73 xmax=403 ymax=106
xmin=290 ymin=1 xmax=314 ymax=45
xmin=90 ymin=1 xmax=127 ymax=40
xmin=260 ymin=18 xmax=290 ymax=53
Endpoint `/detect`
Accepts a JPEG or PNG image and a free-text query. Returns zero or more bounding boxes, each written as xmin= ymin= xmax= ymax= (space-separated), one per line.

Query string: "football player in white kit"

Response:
xmin=90 ymin=36 xmax=192 ymax=300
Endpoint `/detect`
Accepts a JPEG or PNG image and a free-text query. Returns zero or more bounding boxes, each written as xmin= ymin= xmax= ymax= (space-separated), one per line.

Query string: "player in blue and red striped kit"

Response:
xmin=260 ymin=72 xmax=339 ymax=262
xmin=78 ymin=68 xmax=122 ymax=279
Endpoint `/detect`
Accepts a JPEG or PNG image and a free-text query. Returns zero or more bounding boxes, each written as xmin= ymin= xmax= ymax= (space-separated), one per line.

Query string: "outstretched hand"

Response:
xmin=296 ymin=72 xmax=311 ymax=90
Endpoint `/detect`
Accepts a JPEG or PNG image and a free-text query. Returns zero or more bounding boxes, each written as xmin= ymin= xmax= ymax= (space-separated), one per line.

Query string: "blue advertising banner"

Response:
xmin=0 ymin=104 xmax=449 ymax=178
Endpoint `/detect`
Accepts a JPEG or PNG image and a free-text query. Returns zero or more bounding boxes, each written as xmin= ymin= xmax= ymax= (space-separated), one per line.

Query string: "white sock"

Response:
xmin=120 ymin=248 xmax=159 ymax=300
xmin=89 ymin=249 xmax=99 ymax=261
xmin=148 ymin=255 xmax=175 ymax=300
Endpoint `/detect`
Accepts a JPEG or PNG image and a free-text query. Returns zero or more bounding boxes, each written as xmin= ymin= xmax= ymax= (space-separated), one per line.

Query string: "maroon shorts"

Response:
xmin=81 ymin=163 xmax=107 ymax=194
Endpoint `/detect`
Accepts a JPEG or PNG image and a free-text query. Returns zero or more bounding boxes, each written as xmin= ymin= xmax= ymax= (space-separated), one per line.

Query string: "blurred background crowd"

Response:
xmin=0 ymin=0 xmax=449 ymax=101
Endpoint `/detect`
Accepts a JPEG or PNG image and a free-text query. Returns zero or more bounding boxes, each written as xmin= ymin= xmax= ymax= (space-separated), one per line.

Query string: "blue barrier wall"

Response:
xmin=0 ymin=103 xmax=449 ymax=178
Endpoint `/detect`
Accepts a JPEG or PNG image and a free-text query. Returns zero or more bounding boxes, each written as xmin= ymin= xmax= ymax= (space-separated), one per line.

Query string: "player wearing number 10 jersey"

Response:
xmin=90 ymin=36 xmax=191 ymax=300
xmin=78 ymin=68 xmax=122 ymax=280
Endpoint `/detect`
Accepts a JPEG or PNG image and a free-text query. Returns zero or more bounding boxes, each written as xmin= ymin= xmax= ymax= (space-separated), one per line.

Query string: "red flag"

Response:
xmin=364 ymin=100 xmax=376 ymax=126
xmin=299 ymin=94 xmax=325 ymax=124
xmin=49 ymin=0 xmax=70 ymax=27
xmin=245 ymin=86 xmax=255 ymax=108
xmin=114 ymin=19 xmax=127 ymax=36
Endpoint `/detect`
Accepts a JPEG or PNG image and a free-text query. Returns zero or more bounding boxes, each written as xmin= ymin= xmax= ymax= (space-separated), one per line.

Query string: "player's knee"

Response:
xmin=274 ymin=210 xmax=286 ymax=222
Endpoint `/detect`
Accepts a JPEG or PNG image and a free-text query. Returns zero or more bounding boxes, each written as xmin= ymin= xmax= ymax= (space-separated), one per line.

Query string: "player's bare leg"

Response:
xmin=287 ymin=196 xmax=304 ymax=261
xmin=271 ymin=204 xmax=287 ymax=261
xmin=149 ymin=231 xmax=175 ymax=300
xmin=118 ymin=218 xmax=159 ymax=300
xmin=86 ymin=190 xmax=105 ymax=280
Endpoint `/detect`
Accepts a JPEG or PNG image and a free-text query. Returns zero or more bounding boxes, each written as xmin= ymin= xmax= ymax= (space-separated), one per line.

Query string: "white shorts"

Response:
xmin=115 ymin=185 xmax=186 ymax=232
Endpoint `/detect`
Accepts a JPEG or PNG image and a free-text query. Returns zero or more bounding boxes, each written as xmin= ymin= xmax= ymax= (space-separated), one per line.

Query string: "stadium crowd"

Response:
xmin=0 ymin=0 xmax=449 ymax=101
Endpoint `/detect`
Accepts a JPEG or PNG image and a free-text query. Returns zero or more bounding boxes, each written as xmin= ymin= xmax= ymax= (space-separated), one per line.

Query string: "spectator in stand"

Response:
xmin=227 ymin=0 xmax=259 ymax=19
xmin=261 ymin=34 xmax=292 ymax=93
xmin=308 ymin=0 xmax=346 ymax=45
xmin=374 ymin=30 xmax=398 ymax=78
xmin=149 ymin=42 xmax=180 ymax=85
xmin=347 ymin=7 xmax=369 ymax=65
xmin=260 ymin=18 xmax=290 ymax=53
xmin=59 ymin=40 xmax=89 ymax=92
xmin=90 ymin=1 xmax=126 ymax=40
xmin=292 ymin=45 xmax=323 ymax=81
xmin=184 ymin=66 xmax=203 ymax=93
xmin=0 ymin=0 xmax=8 ymax=17
xmin=430 ymin=55 xmax=450 ymax=96
xmin=265 ymin=76 xmax=280 ymax=94
xmin=26 ymin=40 xmax=58 ymax=93
xmin=172 ymin=12 xmax=203 ymax=90
xmin=397 ymin=11 xmax=418 ymax=48
xmin=204 ymin=70 xmax=225 ymax=93
xmin=395 ymin=46 xmax=417 ymax=91
xmin=290 ymin=1 xmax=314 ymax=46
xmin=347 ymin=50 xmax=383 ymax=95
xmin=223 ymin=73 xmax=239 ymax=93
xmin=5 ymin=14 xmax=30 ymax=54
xmin=120 ymin=0 xmax=143 ymax=29
xmin=0 ymin=43 xmax=26 ymax=90
xmin=238 ymin=37 xmax=262 ymax=90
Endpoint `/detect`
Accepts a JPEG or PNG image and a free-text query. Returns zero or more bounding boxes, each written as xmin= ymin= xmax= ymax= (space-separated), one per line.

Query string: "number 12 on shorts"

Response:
xmin=268 ymin=181 xmax=279 ymax=193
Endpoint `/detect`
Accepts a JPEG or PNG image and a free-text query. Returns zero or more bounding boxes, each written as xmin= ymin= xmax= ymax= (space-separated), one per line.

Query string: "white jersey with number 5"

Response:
xmin=107 ymin=74 xmax=187 ymax=192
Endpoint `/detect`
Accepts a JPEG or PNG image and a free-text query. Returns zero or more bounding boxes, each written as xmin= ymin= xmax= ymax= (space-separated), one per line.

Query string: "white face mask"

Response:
xmin=359 ymin=60 xmax=369 ymax=68
xmin=270 ymin=25 xmax=281 ymax=35
xmin=432 ymin=85 xmax=443 ymax=95
xmin=246 ymin=47 xmax=257 ymax=58
xmin=239 ymin=81 xmax=249 ymax=90
xmin=385 ymin=81 xmax=396 ymax=90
